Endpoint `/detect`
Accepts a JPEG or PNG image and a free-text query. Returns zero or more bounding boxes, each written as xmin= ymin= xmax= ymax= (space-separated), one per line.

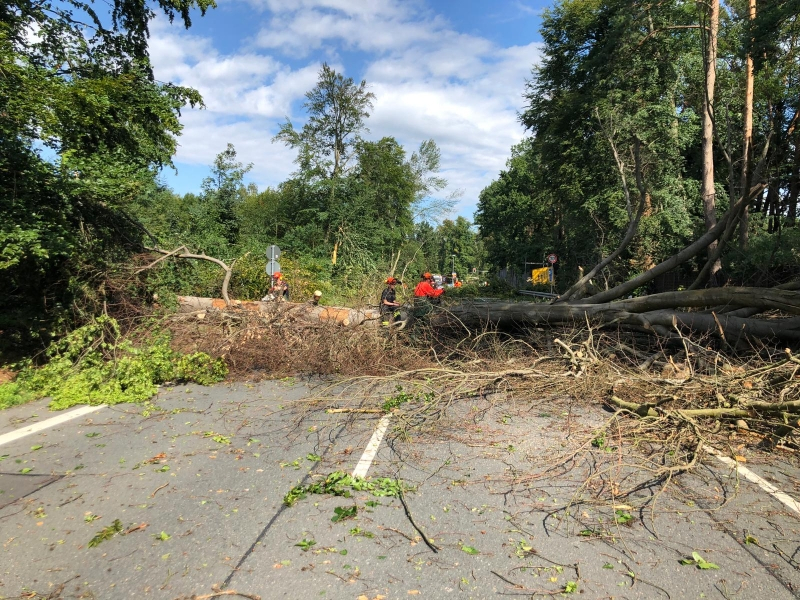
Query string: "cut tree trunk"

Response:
xmin=176 ymin=296 xmax=382 ymax=327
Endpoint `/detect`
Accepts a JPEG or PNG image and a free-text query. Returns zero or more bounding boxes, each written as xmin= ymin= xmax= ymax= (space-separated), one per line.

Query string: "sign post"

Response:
xmin=266 ymin=245 xmax=281 ymax=277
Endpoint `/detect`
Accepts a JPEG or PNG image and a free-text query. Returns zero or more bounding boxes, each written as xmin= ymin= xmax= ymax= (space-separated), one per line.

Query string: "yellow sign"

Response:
xmin=531 ymin=267 xmax=552 ymax=285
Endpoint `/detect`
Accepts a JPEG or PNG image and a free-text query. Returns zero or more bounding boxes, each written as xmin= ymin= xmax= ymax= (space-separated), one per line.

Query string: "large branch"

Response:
xmin=557 ymin=136 xmax=646 ymax=303
xmin=581 ymin=183 xmax=765 ymax=304
xmin=140 ymin=246 xmax=236 ymax=305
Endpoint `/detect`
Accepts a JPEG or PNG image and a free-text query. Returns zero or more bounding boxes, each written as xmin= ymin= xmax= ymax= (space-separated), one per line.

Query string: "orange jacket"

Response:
xmin=414 ymin=280 xmax=444 ymax=298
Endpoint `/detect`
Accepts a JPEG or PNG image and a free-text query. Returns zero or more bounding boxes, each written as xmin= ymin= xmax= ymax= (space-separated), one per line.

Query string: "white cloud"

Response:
xmin=149 ymin=1 xmax=542 ymax=217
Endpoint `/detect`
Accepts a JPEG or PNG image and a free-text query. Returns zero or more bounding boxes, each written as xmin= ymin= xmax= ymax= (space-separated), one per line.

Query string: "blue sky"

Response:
xmin=151 ymin=0 xmax=549 ymax=220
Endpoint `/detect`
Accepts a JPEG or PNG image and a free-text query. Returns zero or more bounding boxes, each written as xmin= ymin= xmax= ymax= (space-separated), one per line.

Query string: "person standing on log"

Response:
xmin=380 ymin=277 xmax=402 ymax=326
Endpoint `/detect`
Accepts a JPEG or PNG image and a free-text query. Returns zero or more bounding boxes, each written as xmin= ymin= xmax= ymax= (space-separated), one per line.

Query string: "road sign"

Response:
xmin=266 ymin=245 xmax=281 ymax=261
xmin=546 ymin=253 xmax=558 ymax=265
xmin=266 ymin=260 xmax=281 ymax=276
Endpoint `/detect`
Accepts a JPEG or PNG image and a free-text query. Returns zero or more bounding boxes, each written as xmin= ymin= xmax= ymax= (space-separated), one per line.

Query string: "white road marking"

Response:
xmin=352 ymin=414 xmax=392 ymax=479
xmin=708 ymin=447 xmax=800 ymax=515
xmin=0 ymin=405 xmax=107 ymax=447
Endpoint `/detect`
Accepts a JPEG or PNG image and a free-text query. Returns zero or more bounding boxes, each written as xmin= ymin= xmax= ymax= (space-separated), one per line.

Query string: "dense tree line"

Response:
xmin=1 ymin=0 xmax=482 ymax=358
xmin=477 ymin=0 xmax=799 ymax=293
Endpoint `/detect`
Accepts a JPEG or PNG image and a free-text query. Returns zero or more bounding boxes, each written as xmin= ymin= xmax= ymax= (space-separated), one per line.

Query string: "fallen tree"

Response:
xmin=441 ymin=287 xmax=800 ymax=343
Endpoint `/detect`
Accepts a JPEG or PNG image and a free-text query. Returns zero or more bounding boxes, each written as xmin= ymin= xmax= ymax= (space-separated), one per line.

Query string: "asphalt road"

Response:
xmin=1 ymin=380 xmax=798 ymax=599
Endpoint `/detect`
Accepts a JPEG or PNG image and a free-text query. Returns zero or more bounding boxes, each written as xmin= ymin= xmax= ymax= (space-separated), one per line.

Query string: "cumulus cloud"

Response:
xmin=149 ymin=0 xmax=541 ymax=217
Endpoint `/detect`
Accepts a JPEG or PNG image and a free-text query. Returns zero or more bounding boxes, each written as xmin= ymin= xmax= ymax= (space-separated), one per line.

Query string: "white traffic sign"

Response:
xmin=266 ymin=245 xmax=281 ymax=261
xmin=546 ymin=254 xmax=558 ymax=265
xmin=266 ymin=261 xmax=281 ymax=276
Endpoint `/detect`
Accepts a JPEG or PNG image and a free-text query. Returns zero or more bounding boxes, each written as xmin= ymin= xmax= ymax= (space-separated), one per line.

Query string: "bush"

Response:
xmin=0 ymin=316 xmax=228 ymax=411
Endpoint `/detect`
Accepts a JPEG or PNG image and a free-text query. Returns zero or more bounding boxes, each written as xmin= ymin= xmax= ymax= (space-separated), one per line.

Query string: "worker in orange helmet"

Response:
xmin=414 ymin=272 xmax=444 ymax=301
xmin=265 ymin=272 xmax=289 ymax=302
xmin=380 ymin=277 xmax=402 ymax=326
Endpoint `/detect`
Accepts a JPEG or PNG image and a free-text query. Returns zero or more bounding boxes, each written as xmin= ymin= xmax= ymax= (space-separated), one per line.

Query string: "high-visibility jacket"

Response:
xmin=414 ymin=280 xmax=444 ymax=298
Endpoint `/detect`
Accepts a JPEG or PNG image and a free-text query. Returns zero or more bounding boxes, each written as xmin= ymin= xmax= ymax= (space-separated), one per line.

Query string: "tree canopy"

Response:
xmin=476 ymin=0 xmax=799 ymax=294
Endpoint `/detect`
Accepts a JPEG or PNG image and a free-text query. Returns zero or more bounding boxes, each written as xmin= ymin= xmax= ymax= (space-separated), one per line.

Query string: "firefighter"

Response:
xmin=380 ymin=277 xmax=402 ymax=326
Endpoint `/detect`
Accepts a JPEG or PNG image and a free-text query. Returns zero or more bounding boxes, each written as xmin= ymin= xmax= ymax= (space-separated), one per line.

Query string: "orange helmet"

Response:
xmin=422 ymin=272 xmax=432 ymax=280
xmin=272 ymin=272 xmax=281 ymax=279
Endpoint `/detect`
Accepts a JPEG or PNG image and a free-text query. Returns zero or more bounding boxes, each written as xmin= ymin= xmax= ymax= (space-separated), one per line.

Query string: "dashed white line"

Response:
xmin=708 ymin=447 xmax=800 ymax=515
xmin=352 ymin=415 xmax=392 ymax=479
xmin=0 ymin=405 xmax=107 ymax=447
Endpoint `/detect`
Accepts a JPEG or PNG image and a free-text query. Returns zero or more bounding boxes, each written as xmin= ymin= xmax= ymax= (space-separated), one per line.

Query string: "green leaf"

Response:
xmin=461 ymin=545 xmax=479 ymax=555
xmin=85 ymin=432 xmax=100 ymax=438
xmin=155 ymin=531 xmax=171 ymax=541
xmin=331 ymin=505 xmax=357 ymax=522
xmin=20 ymin=467 xmax=32 ymax=474
xmin=30 ymin=445 xmax=43 ymax=451
xmin=295 ymin=538 xmax=316 ymax=552
xmin=564 ymin=581 xmax=578 ymax=593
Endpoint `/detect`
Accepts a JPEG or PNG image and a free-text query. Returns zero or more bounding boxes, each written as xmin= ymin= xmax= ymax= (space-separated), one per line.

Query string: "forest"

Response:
xmin=1 ymin=0 xmax=799 ymax=426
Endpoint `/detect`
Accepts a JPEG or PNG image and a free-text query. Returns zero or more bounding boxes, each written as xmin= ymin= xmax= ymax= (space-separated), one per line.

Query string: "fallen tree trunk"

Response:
xmin=176 ymin=296 xmax=382 ymax=327
xmin=441 ymin=295 xmax=800 ymax=342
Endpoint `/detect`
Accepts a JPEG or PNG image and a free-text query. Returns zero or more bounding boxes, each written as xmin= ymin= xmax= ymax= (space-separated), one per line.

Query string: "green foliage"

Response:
xmin=88 ymin=519 xmax=123 ymax=548
xmin=331 ymin=505 xmax=358 ymax=523
xmin=0 ymin=383 xmax=36 ymax=410
xmin=283 ymin=471 xmax=406 ymax=507
xmin=680 ymin=552 xmax=720 ymax=570
xmin=478 ymin=0 xmax=799 ymax=289
xmin=1 ymin=0 xmax=212 ymax=356
xmin=295 ymin=538 xmax=317 ymax=552
xmin=614 ymin=510 xmax=633 ymax=525
xmin=381 ymin=386 xmax=435 ymax=412
xmin=175 ymin=353 xmax=228 ymax=387
xmin=0 ymin=316 xmax=226 ymax=411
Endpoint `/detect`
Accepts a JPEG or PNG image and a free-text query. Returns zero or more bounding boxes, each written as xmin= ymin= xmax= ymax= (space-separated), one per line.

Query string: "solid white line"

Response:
xmin=708 ymin=447 xmax=800 ymax=515
xmin=0 ymin=405 xmax=107 ymax=447
xmin=352 ymin=414 xmax=392 ymax=479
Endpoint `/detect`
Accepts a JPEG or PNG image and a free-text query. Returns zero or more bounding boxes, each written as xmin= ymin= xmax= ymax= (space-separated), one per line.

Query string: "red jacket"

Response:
xmin=414 ymin=280 xmax=444 ymax=298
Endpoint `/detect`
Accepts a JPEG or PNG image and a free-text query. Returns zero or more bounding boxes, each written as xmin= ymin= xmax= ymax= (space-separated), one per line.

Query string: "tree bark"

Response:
xmin=176 ymin=296 xmax=382 ymax=327
xmin=700 ymin=0 xmax=721 ymax=278
xmin=739 ymin=0 xmax=756 ymax=249
xmin=442 ymin=296 xmax=800 ymax=341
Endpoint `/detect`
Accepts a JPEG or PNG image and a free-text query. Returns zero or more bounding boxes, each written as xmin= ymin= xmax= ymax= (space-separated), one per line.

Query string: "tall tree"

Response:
xmin=274 ymin=64 xmax=375 ymax=180
xmin=1 ymin=0 xmax=212 ymax=354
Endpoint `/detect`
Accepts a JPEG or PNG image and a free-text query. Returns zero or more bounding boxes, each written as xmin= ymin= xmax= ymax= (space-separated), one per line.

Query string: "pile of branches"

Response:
xmin=162 ymin=306 xmax=430 ymax=379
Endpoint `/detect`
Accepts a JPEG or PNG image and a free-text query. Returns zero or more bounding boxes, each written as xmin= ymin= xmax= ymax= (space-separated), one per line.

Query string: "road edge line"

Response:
xmin=0 ymin=405 xmax=107 ymax=446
